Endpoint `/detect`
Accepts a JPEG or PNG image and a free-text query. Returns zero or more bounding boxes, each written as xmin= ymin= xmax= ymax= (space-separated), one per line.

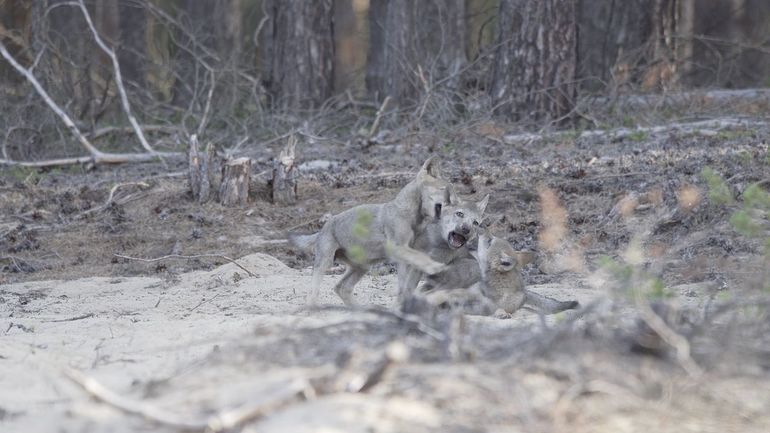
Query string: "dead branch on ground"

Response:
xmin=77 ymin=182 xmax=150 ymax=219
xmin=113 ymin=253 xmax=257 ymax=278
xmin=66 ymin=368 xmax=314 ymax=432
xmin=501 ymin=117 xmax=766 ymax=145
xmin=0 ymin=40 xmax=181 ymax=167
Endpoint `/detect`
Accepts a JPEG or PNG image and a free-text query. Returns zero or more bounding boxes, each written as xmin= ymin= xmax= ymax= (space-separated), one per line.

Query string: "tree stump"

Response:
xmin=188 ymin=134 xmax=213 ymax=203
xmin=219 ymin=157 xmax=251 ymax=207
xmin=271 ymin=136 xmax=297 ymax=205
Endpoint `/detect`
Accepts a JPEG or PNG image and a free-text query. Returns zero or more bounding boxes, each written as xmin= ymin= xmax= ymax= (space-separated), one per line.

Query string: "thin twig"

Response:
xmin=367 ymin=96 xmax=391 ymax=139
xmin=77 ymin=182 xmax=150 ymax=218
xmin=46 ymin=313 xmax=94 ymax=323
xmin=113 ymin=253 xmax=257 ymax=278
xmin=305 ymin=305 xmax=447 ymax=341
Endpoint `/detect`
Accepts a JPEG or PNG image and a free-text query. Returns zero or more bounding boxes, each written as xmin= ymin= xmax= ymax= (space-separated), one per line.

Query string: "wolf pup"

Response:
xmin=471 ymin=233 xmax=579 ymax=317
xmin=396 ymin=227 xmax=579 ymax=317
xmin=399 ymin=191 xmax=489 ymax=292
xmin=289 ymin=157 xmax=451 ymax=306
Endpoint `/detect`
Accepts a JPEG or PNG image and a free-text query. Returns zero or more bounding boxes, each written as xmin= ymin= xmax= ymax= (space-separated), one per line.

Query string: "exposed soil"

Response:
xmin=1 ymin=120 xmax=769 ymax=432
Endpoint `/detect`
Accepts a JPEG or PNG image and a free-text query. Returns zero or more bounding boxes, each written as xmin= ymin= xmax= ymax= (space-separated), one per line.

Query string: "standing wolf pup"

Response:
xmin=289 ymin=157 xmax=451 ymax=305
xmin=399 ymin=189 xmax=488 ymax=292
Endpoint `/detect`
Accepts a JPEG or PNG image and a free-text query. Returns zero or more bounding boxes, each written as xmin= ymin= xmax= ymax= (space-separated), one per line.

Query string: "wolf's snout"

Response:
xmin=460 ymin=224 xmax=470 ymax=235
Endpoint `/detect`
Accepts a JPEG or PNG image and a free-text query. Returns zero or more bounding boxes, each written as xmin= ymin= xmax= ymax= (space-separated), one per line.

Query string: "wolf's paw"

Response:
xmin=492 ymin=309 xmax=512 ymax=319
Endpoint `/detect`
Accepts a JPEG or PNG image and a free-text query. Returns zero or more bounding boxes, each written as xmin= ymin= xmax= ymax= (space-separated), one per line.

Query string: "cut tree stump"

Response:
xmin=219 ymin=157 xmax=252 ymax=207
xmin=271 ymin=136 xmax=297 ymax=205
xmin=188 ymin=134 xmax=213 ymax=203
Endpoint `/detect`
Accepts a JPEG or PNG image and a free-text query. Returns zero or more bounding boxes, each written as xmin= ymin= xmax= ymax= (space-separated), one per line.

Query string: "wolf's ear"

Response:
xmin=477 ymin=194 xmax=490 ymax=214
xmin=419 ymin=156 xmax=441 ymax=178
xmin=512 ymin=251 xmax=535 ymax=268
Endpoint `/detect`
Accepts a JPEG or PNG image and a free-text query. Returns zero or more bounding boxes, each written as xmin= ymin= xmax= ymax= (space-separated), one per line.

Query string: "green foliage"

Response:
xmin=702 ymin=166 xmax=770 ymax=291
xmin=626 ymin=130 xmax=648 ymax=142
xmin=596 ymin=255 xmax=672 ymax=300
xmin=716 ymin=129 xmax=753 ymax=142
xmin=700 ymin=167 xmax=734 ymax=205
xmin=347 ymin=245 xmax=367 ymax=265
xmin=730 ymin=210 xmax=761 ymax=236
xmin=348 ymin=209 xmax=373 ymax=265
xmin=352 ymin=209 xmax=373 ymax=239
xmin=742 ymin=184 xmax=770 ymax=211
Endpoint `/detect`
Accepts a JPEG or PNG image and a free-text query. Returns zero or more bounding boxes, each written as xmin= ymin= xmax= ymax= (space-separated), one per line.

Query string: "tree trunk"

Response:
xmin=188 ymin=135 xmax=213 ymax=203
xmin=117 ymin=0 xmax=148 ymax=89
xmin=490 ymin=0 xmax=578 ymax=123
xmin=577 ymin=0 xmax=653 ymax=92
xmin=261 ymin=0 xmax=335 ymax=111
xmin=365 ymin=0 xmax=466 ymax=104
xmin=219 ymin=157 xmax=251 ymax=207
xmin=271 ymin=137 xmax=297 ymax=205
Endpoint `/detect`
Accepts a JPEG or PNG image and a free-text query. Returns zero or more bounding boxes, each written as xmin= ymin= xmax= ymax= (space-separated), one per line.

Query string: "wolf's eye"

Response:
xmin=473 ymin=220 xmax=479 ymax=226
xmin=455 ymin=211 xmax=464 ymax=218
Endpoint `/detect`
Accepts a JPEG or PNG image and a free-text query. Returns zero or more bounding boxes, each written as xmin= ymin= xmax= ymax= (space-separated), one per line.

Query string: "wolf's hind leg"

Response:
xmin=307 ymin=233 xmax=336 ymax=306
xmin=333 ymin=266 xmax=367 ymax=305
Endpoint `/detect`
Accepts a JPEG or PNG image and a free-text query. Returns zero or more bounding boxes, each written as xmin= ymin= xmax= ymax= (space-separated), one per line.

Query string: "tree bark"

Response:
xmin=117 ymin=0 xmax=148 ymax=89
xmin=261 ymin=0 xmax=335 ymax=111
xmin=577 ymin=0 xmax=653 ymax=92
xmin=219 ymin=157 xmax=251 ymax=207
xmin=271 ymin=136 xmax=297 ymax=205
xmin=365 ymin=0 xmax=466 ymax=104
xmin=188 ymin=135 xmax=212 ymax=203
xmin=490 ymin=0 xmax=578 ymax=123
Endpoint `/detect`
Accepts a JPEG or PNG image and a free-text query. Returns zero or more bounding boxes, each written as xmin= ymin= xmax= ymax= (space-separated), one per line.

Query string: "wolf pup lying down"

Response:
xmin=390 ymin=219 xmax=579 ymax=318
xmin=289 ymin=157 xmax=451 ymax=306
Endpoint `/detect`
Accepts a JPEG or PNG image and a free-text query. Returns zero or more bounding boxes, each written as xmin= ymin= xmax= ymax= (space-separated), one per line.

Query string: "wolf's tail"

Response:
xmin=524 ymin=290 xmax=579 ymax=315
xmin=288 ymin=233 xmax=319 ymax=251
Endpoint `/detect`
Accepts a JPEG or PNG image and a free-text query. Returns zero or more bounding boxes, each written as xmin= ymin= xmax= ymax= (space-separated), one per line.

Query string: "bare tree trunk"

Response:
xmin=490 ymin=0 xmax=577 ymax=123
xmin=262 ymin=0 xmax=335 ymax=111
xmin=117 ymin=0 xmax=148 ymax=89
xmin=366 ymin=0 xmax=467 ymax=104
xmin=577 ymin=0 xmax=653 ymax=92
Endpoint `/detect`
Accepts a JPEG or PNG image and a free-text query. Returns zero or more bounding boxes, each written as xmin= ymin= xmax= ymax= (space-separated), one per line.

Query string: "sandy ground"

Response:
xmin=1 ymin=252 xmax=605 ymax=432
xmin=2 ymin=118 xmax=769 ymax=432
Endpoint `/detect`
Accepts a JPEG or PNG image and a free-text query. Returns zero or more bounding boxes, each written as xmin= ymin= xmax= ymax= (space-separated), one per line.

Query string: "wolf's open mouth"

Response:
xmin=448 ymin=231 xmax=467 ymax=248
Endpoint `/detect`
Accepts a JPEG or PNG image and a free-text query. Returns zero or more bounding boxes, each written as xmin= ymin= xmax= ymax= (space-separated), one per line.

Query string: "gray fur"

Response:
xmin=289 ymin=157 xmax=450 ymax=306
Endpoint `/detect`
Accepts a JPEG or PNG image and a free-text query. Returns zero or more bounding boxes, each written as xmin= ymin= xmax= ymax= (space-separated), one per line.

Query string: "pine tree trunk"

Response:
xmin=262 ymin=0 xmax=335 ymax=111
xmin=577 ymin=0 xmax=653 ymax=92
xmin=219 ymin=158 xmax=251 ymax=207
xmin=490 ymin=0 xmax=577 ymax=123
xmin=117 ymin=0 xmax=148 ymax=89
xmin=365 ymin=0 xmax=466 ymax=104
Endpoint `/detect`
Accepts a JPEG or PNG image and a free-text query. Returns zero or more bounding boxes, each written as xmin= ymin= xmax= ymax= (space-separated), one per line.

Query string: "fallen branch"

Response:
xmin=113 ymin=253 xmax=257 ymax=278
xmin=501 ymin=117 xmax=767 ymax=144
xmin=0 ymin=40 xmax=181 ymax=166
xmin=306 ymin=305 xmax=447 ymax=341
xmin=87 ymin=125 xmax=179 ymax=141
xmin=66 ymin=369 xmax=313 ymax=432
xmin=635 ymin=294 xmax=703 ymax=377
xmin=46 ymin=313 xmax=95 ymax=323
xmin=77 ymin=182 xmax=150 ymax=219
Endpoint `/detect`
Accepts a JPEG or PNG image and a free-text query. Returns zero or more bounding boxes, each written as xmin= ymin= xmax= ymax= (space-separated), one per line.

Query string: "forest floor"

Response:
xmin=1 ymin=112 xmax=770 ymax=432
